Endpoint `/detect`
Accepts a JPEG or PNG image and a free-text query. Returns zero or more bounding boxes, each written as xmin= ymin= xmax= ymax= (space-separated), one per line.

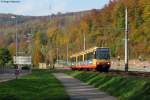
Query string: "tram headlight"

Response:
xmin=107 ymin=62 xmax=110 ymax=65
xmin=96 ymin=62 xmax=100 ymax=65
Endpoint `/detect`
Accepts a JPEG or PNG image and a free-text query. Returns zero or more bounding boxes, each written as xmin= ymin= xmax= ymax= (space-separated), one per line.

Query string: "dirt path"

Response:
xmin=53 ymin=73 xmax=117 ymax=100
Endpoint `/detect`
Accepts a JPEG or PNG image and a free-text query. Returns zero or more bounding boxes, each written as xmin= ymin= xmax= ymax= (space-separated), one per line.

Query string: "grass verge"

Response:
xmin=66 ymin=70 xmax=150 ymax=100
xmin=0 ymin=70 xmax=69 ymax=100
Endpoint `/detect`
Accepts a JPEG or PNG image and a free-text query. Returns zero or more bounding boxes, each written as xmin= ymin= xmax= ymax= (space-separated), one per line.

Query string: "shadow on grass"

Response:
xmin=67 ymin=71 xmax=150 ymax=100
xmin=1 ymin=94 xmax=20 ymax=100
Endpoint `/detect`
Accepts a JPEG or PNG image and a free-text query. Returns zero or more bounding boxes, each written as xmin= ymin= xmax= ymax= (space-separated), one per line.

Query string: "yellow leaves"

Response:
xmin=80 ymin=16 xmax=90 ymax=33
xmin=29 ymin=0 xmax=150 ymax=62
xmin=143 ymin=6 xmax=150 ymax=21
xmin=47 ymin=27 xmax=58 ymax=38
xmin=139 ymin=0 xmax=150 ymax=7
xmin=32 ymin=49 xmax=43 ymax=66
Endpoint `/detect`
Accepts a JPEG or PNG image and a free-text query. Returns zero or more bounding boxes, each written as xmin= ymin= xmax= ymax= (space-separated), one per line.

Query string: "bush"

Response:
xmin=21 ymin=65 xmax=31 ymax=70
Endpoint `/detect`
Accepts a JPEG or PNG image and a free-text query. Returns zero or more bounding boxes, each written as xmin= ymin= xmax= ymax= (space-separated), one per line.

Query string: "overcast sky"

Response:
xmin=0 ymin=0 xmax=109 ymax=16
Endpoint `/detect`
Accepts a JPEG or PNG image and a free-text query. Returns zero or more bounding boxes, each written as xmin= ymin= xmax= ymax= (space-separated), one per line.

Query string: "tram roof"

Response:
xmin=70 ymin=46 xmax=109 ymax=58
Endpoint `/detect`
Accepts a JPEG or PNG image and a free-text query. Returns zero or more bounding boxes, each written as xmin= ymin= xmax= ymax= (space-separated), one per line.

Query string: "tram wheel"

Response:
xmin=102 ymin=65 xmax=109 ymax=72
xmin=96 ymin=66 xmax=103 ymax=72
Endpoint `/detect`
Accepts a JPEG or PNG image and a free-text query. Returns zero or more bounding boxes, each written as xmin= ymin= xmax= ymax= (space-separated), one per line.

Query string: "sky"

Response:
xmin=0 ymin=0 xmax=110 ymax=16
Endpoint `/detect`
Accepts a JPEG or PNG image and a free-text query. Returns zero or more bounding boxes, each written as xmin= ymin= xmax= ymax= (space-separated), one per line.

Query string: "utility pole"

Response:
xmin=125 ymin=8 xmax=128 ymax=72
xmin=83 ymin=33 xmax=86 ymax=50
xmin=11 ymin=16 xmax=18 ymax=57
xmin=49 ymin=3 xmax=52 ymax=22
xmin=15 ymin=17 xmax=18 ymax=57
xmin=66 ymin=44 xmax=69 ymax=65
xmin=57 ymin=48 xmax=59 ymax=64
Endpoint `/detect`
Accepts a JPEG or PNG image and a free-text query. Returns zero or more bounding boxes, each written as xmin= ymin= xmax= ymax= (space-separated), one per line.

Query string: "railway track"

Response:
xmin=63 ymin=65 xmax=150 ymax=78
xmin=68 ymin=68 xmax=150 ymax=78
xmin=108 ymin=69 xmax=150 ymax=78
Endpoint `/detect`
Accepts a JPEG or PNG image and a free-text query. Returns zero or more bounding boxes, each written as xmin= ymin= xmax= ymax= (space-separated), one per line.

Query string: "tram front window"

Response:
xmin=96 ymin=48 xmax=110 ymax=60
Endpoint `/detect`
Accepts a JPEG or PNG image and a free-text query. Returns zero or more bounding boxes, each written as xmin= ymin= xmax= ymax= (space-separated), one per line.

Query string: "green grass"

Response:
xmin=66 ymin=71 xmax=150 ymax=100
xmin=0 ymin=70 xmax=69 ymax=100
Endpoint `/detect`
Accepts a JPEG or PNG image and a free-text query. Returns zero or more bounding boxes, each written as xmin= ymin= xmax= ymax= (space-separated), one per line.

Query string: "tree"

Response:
xmin=0 ymin=48 xmax=12 ymax=66
xmin=32 ymin=32 xmax=44 ymax=67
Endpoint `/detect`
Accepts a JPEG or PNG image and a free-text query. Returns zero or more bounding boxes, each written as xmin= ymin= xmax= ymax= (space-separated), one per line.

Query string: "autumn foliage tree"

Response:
xmin=32 ymin=32 xmax=44 ymax=67
xmin=1 ymin=0 xmax=150 ymax=65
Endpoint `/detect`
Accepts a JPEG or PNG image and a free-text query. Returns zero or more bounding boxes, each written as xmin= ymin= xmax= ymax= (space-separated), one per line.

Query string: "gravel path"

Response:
xmin=0 ymin=73 xmax=16 ymax=82
xmin=53 ymin=73 xmax=117 ymax=100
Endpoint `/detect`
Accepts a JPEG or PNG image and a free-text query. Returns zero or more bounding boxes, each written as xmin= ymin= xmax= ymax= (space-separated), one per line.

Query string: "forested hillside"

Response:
xmin=0 ymin=0 xmax=150 ymax=67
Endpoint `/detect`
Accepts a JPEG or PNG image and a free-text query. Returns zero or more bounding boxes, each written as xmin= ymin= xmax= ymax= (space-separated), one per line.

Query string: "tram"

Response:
xmin=70 ymin=47 xmax=111 ymax=72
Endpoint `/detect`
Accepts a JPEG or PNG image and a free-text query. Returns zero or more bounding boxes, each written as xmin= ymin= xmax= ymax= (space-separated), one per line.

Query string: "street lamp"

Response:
xmin=11 ymin=16 xmax=18 ymax=58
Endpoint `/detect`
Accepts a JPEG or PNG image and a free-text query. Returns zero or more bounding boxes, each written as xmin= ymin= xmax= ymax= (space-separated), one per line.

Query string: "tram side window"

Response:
xmin=78 ymin=55 xmax=83 ymax=65
xmin=87 ymin=52 xmax=94 ymax=60
xmin=84 ymin=54 xmax=87 ymax=65
xmin=71 ymin=57 xmax=76 ymax=65
xmin=87 ymin=52 xmax=94 ymax=64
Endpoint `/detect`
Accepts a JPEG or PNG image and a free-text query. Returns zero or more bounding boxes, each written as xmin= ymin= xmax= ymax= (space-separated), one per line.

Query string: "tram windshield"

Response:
xmin=96 ymin=48 xmax=110 ymax=60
